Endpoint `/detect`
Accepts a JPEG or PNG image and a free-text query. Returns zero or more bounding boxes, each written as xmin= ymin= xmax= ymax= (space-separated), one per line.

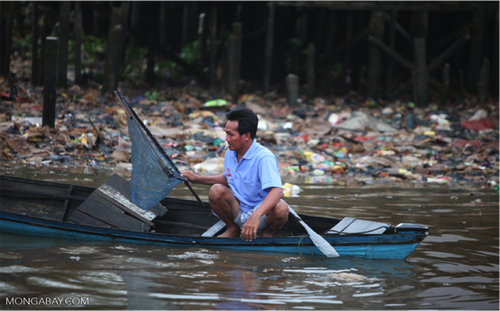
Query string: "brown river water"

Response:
xmin=0 ymin=168 xmax=498 ymax=310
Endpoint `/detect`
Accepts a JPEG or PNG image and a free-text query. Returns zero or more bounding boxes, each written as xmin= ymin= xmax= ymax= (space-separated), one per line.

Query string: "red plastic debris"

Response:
xmin=461 ymin=118 xmax=497 ymax=131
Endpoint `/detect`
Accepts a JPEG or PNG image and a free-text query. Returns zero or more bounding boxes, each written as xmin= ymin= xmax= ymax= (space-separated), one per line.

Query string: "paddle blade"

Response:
xmin=288 ymin=207 xmax=339 ymax=258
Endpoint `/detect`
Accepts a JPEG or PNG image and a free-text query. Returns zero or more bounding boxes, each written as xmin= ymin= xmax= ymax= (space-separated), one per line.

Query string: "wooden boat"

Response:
xmin=0 ymin=174 xmax=428 ymax=259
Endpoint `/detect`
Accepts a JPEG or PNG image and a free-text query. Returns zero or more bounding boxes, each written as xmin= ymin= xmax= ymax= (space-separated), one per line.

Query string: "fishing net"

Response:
xmin=116 ymin=91 xmax=185 ymax=210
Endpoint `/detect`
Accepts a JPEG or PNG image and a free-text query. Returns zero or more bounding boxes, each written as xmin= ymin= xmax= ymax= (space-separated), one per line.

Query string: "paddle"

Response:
xmin=287 ymin=206 xmax=340 ymax=258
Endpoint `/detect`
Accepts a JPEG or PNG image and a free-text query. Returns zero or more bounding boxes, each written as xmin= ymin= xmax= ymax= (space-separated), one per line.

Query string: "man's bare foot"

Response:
xmin=217 ymin=227 xmax=239 ymax=238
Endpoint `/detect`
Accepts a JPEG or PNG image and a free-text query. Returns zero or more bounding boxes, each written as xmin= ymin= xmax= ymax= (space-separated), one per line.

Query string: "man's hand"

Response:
xmin=241 ymin=213 xmax=260 ymax=242
xmin=181 ymin=170 xmax=199 ymax=183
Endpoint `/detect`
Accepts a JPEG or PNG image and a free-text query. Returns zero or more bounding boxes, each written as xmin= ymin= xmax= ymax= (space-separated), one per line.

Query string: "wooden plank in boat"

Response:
xmin=68 ymin=210 xmax=115 ymax=228
xmin=68 ymin=174 xmax=167 ymax=232
xmin=97 ymin=174 xmax=168 ymax=219
xmin=75 ymin=197 xmax=148 ymax=232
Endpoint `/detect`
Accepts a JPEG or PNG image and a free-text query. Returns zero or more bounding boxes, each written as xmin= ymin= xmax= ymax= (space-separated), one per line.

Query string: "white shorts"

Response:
xmin=233 ymin=204 xmax=268 ymax=233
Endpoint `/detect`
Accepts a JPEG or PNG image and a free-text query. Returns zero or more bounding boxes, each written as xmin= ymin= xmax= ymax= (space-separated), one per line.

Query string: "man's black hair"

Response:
xmin=225 ymin=107 xmax=258 ymax=139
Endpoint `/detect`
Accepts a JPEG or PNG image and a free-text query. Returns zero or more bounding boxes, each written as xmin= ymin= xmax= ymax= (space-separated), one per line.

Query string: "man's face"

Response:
xmin=225 ymin=120 xmax=250 ymax=152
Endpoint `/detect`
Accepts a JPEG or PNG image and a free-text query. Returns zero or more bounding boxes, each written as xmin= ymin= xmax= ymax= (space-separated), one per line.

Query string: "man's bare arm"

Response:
xmin=181 ymin=171 xmax=229 ymax=187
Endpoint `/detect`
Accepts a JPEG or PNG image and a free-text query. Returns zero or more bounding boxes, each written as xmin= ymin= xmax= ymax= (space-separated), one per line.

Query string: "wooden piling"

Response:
xmin=322 ymin=11 xmax=336 ymax=91
xmin=108 ymin=7 xmax=122 ymax=36
xmin=368 ymin=9 xmax=384 ymax=98
xmin=57 ymin=1 xmax=70 ymax=89
xmin=459 ymin=68 xmax=465 ymax=96
xmin=307 ymin=43 xmax=315 ymax=100
xmin=385 ymin=9 xmax=398 ymax=97
xmin=412 ymin=71 xmax=418 ymax=105
xmin=182 ymin=3 xmax=189 ymax=49
xmin=467 ymin=8 xmax=486 ymax=92
xmin=477 ymin=57 xmax=490 ymax=105
xmin=414 ymin=38 xmax=428 ymax=107
xmin=343 ymin=11 xmax=353 ymax=92
xmin=228 ymin=35 xmax=238 ymax=103
xmin=286 ymin=74 xmax=299 ymax=107
xmin=209 ymin=5 xmax=217 ymax=89
xmin=1 ymin=2 xmax=14 ymax=78
xmin=130 ymin=2 xmax=141 ymax=48
xmin=158 ymin=1 xmax=168 ymax=46
xmin=31 ymin=2 xmax=39 ymax=86
xmin=263 ymin=2 xmax=275 ymax=94
xmin=440 ymin=63 xmax=450 ymax=106
xmin=411 ymin=10 xmax=428 ymax=40
xmin=92 ymin=11 xmax=99 ymax=37
xmin=37 ymin=8 xmax=50 ymax=86
xmin=146 ymin=27 xmax=156 ymax=85
xmin=74 ymin=1 xmax=82 ymax=86
xmin=103 ymin=25 xmax=123 ymax=93
xmin=493 ymin=12 xmax=499 ymax=97
xmin=43 ymin=37 xmax=58 ymax=128
xmin=119 ymin=2 xmax=130 ymax=65
xmin=233 ymin=22 xmax=242 ymax=100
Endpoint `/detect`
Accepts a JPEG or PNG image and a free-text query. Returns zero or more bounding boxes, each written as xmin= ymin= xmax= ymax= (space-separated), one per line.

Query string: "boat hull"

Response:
xmin=0 ymin=211 xmax=422 ymax=259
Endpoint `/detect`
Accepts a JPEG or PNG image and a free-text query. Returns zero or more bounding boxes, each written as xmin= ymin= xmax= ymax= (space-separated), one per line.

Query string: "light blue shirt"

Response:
xmin=223 ymin=139 xmax=282 ymax=213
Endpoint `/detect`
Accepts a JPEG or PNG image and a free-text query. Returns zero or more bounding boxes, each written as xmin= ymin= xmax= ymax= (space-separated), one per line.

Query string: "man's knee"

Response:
xmin=273 ymin=201 xmax=290 ymax=220
xmin=209 ymin=184 xmax=230 ymax=200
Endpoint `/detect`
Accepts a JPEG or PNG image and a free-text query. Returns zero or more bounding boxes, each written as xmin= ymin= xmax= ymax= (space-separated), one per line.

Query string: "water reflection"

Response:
xmin=0 ymin=170 xmax=498 ymax=309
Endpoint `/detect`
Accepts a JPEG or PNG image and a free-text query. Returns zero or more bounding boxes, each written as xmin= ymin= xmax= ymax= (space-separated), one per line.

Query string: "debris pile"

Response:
xmin=0 ymin=83 xmax=498 ymax=188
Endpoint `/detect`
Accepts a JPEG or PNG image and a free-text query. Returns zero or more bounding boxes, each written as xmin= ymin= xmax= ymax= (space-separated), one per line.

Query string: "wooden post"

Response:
xmin=0 ymin=2 xmax=14 ymax=78
xmin=74 ymin=1 xmax=82 ymax=86
xmin=368 ymin=9 xmax=384 ymax=98
xmin=263 ymin=2 xmax=274 ymax=94
xmin=411 ymin=10 xmax=428 ymax=40
xmin=233 ymin=22 xmax=242 ymax=99
xmin=159 ymin=2 xmax=167 ymax=47
xmin=459 ymin=68 xmax=465 ymax=96
xmin=31 ymin=2 xmax=40 ymax=86
xmin=228 ymin=35 xmax=238 ymax=103
xmin=119 ymin=2 xmax=130 ymax=65
xmin=412 ymin=71 xmax=418 ymax=105
xmin=103 ymin=25 xmax=123 ymax=93
xmin=130 ymin=2 xmax=141 ymax=48
xmin=146 ymin=26 xmax=156 ymax=85
xmin=296 ymin=13 xmax=308 ymax=43
xmin=92 ymin=11 xmax=99 ymax=37
xmin=286 ymin=74 xmax=299 ymax=107
xmin=323 ymin=11 xmax=336 ymax=91
xmin=235 ymin=3 xmax=242 ymax=22
xmin=182 ymin=2 xmax=189 ymax=49
xmin=200 ymin=12 xmax=208 ymax=86
xmin=440 ymin=63 xmax=450 ymax=106
xmin=467 ymin=8 xmax=486 ymax=92
xmin=313 ymin=9 xmax=326 ymax=54
xmin=493 ymin=12 xmax=499 ymax=98
xmin=414 ymin=38 xmax=428 ymax=107
xmin=43 ymin=37 xmax=58 ymax=128
xmin=108 ymin=7 xmax=121 ymax=36
xmin=385 ymin=9 xmax=397 ymax=98
xmin=38 ymin=8 xmax=50 ymax=86
xmin=477 ymin=57 xmax=490 ymax=105
xmin=57 ymin=1 xmax=70 ymax=89
xmin=343 ymin=10 xmax=353 ymax=92
xmin=209 ymin=5 xmax=217 ymax=89
xmin=307 ymin=43 xmax=315 ymax=100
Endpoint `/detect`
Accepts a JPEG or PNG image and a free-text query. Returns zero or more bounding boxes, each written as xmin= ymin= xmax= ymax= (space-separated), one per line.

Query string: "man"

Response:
xmin=181 ymin=107 xmax=289 ymax=242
